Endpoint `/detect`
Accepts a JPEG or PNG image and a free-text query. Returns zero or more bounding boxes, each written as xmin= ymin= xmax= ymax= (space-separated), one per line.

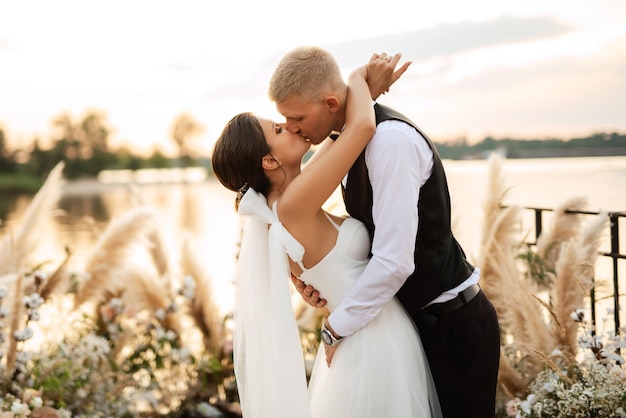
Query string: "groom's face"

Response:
xmin=276 ymin=95 xmax=337 ymax=146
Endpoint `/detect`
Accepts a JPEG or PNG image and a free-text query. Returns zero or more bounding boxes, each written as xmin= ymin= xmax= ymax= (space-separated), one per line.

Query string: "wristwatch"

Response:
xmin=320 ymin=322 xmax=343 ymax=346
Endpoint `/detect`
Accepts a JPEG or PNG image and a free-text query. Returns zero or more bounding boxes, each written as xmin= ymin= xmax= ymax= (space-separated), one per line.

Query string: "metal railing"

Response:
xmin=523 ymin=207 xmax=626 ymax=332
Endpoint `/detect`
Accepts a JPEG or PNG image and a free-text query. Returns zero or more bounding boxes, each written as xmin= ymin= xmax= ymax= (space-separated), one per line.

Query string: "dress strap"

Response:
xmin=323 ymin=211 xmax=342 ymax=231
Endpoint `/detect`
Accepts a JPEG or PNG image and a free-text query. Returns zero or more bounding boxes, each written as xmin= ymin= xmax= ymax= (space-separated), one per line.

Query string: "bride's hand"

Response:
xmin=291 ymin=273 xmax=327 ymax=308
xmin=366 ymin=52 xmax=411 ymax=100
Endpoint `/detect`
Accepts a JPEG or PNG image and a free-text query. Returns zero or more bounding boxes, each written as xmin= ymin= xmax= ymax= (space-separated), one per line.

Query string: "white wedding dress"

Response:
xmin=301 ymin=215 xmax=436 ymax=418
xmin=234 ymin=189 xmax=439 ymax=418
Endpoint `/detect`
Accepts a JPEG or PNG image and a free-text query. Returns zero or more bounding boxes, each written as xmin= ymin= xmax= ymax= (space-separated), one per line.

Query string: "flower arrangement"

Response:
xmin=478 ymin=154 xmax=625 ymax=417
xmin=0 ymin=163 xmax=239 ymax=417
xmin=505 ymin=314 xmax=626 ymax=417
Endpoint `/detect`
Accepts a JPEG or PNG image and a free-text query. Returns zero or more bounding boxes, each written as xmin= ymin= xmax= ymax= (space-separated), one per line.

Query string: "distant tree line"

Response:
xmin=0 ymin=110 xmax=206 ymax=184
xmin=1 ymin=111 xmax=625 ymax=186
xmin=436 ymin=132 xmax=626 ymax=160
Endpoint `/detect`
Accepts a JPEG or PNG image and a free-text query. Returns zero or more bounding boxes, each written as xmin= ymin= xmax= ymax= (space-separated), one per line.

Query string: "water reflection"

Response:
xmin=1 ymin=156 xmax=625 ymax=322
xmin=1 ymin=180 xmax=241 ymax=316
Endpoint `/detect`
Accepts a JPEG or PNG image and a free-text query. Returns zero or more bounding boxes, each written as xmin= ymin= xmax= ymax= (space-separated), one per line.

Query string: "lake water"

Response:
xmin=1 ymin=155 xmax=625 ymax=319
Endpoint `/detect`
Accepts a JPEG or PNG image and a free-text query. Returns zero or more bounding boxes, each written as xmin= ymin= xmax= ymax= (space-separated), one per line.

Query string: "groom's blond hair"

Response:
xmin=268 ymin=46 xmax=345 ymax=103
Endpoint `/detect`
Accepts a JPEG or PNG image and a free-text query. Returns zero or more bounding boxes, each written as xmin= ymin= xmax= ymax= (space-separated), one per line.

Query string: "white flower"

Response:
xmin=82 ymin=334 xmax=111 ymax=356
xmin=11 ymin=399 xmax=29 ymax=414
xmin=0 ymin=285 xmax=7 ymax=298
xmin=520 ymin=394 xmax=536 ymax=414
xmin=16 ymin=351 xmax=30 ymax=363
xmin=107 ymin=323 xmax=119 ymax=335
xmin=155 ymin=308 xmax=166 ymax=321
xmin=609 ymin=366 xmax=626 ymax=380
xmin=571 ymin=309 xmax=585 ymax=322
xmin=23 ymin=293 xmax=43 ymax=309
xmin=33 ymin=270 xmax=48 ymax=281
xmin=601 ymin=350 xmax=625 ymax=364
xmin=541 ymin=382 xmax=555 ymax=393
xmin=505 ymin=398 xmax=520 ymax=417
xmin=178 ymin=346 xmax=191 ymax=361
xmin=183 ymin=275 xmax=196 ymax=289
xmin=183 ymin=287 xmax=195 ymax=300
xmin=28 ymin=310 xmax=40 ymax=321
xmin=0 ymin=306 xmax=11 ymax=318
xmin=14 ymin=327 xmax=34 ymax=341
xmin=109 ymin=297 xmax=124 ymax=313
xmin=155 ymin=327 xmax=165 ymax=340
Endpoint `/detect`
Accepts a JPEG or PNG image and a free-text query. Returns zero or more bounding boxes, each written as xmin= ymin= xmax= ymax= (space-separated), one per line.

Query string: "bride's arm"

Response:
xmin=278 ymin=63 xmax=377 ymax=221
xmin=302 ymin=54 xmax=411 ymax=170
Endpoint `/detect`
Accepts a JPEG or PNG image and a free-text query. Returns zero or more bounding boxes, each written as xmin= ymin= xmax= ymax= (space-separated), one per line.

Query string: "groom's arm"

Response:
xmin=328 ymin=119 xmax=433 ymax=337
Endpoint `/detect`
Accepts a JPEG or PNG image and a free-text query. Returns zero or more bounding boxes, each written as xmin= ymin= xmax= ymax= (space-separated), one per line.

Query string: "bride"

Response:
xmin=211 ymin=52 xmax=441 ymax=418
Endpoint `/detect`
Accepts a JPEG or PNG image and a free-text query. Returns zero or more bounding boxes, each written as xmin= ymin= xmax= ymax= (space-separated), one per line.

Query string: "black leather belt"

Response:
xmin=421 ymin=284 xmax=481 ymax=317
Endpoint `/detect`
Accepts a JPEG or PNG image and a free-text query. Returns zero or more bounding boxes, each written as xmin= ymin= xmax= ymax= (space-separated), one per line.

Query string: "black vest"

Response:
xmin=343 ymin=104 xmax=474 ymax=317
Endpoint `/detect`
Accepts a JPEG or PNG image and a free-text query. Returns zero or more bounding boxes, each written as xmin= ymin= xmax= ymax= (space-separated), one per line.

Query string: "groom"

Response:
xmin=269 ymin=46 xmax=500 ymax=418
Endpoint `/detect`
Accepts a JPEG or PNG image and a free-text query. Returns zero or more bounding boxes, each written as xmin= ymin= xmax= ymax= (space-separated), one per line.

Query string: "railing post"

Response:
xmin=520 ymin=207 xmax=624 ymax=335
xmin=610 ymin=213 xmax=621 ymax=334
xmin=534 ymin=209 xmax=543 ymax=244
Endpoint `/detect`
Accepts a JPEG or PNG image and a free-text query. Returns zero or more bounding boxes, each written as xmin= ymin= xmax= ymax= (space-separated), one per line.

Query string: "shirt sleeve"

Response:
xmin=328 ymin=119 xmax=433 ymax=337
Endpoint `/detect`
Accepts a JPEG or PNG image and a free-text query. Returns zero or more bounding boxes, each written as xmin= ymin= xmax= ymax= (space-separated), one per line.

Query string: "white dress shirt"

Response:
xmin=329 ymin=119 xmax=478 ymax=337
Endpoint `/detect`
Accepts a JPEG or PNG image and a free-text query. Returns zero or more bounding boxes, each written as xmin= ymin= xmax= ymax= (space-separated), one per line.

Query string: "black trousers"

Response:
xmin=413 ymin=290 xmax=500 ymax=418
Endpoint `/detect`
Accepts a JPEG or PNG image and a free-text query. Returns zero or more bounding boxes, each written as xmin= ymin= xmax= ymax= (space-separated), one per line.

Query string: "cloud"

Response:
xmin=196 ymin=16 xmax=575 ymax=100
xmin=325 ymin=16 xmax=573 ymax=66
xmin=381 ymin=31 xmax=626 ymax=141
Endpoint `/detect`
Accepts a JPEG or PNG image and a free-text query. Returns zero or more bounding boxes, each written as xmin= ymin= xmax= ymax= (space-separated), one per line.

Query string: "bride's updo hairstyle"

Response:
xmin=211 ymin=112 xmax=271 ymax=209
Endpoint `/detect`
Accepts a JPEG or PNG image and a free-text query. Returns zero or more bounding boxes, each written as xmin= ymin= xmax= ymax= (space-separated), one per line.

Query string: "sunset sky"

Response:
xmin=1 ymin=0 xmax=625 ymax=155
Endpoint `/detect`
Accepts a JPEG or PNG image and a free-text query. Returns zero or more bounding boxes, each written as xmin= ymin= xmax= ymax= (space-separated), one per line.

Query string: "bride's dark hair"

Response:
xmin=211 ymin=112 xmax=271 ymax=208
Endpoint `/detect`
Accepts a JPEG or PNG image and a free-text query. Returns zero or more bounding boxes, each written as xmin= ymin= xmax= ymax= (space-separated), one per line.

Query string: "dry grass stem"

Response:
xmin=551 ymin=213 xmax=608 ymax=355
xmin=0 ymin=162 xmax=65 ymax=277
xmin=76 ymin=206 xmax=163 ymax=307
xmin=535 ymin=197 xmax=588 ymax=275
xmin=180 ymin=236 xmax=221 ymax=354
xmin=532 ymin=295 xmax=566 ymax=348
xmin=39 ymin=247 xmax=72 ymax=300
xmin=530 ymin=349 xmax=575 ymax=385
xmin=5 ymin=270 xmax=24 ymax=375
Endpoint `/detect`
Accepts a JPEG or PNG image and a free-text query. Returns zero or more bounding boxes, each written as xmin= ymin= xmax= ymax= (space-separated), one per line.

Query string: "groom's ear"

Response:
xmin=324 ymin=96 xmax=340 ymax=113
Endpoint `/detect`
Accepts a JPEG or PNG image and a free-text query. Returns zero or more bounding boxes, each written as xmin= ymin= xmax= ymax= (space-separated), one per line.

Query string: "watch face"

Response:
xmin=321 ymin=329 xmax=333 ymax=346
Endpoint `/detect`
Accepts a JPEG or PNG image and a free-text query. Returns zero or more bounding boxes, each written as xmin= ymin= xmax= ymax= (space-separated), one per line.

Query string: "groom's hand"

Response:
xmin=290 ymin=273 xmax=327 ymax=308
xmin=324 ymin=341 xmax=339 ymax=367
